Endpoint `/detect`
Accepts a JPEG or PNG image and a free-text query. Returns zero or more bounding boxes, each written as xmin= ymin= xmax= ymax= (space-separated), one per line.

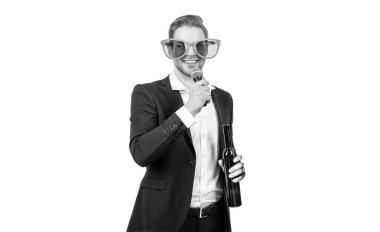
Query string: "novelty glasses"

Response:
xmin=161 ymin=39 xmax=221 ymax=59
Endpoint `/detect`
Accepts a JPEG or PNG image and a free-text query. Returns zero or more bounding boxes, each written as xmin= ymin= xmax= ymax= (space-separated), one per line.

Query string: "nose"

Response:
xmin=186 ymin=44 xmax=196 ymax=55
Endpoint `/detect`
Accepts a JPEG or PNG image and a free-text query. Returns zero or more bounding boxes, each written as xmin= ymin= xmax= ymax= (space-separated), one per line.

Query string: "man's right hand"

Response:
xmin=185 ymin=80 xmax=211 ymax=116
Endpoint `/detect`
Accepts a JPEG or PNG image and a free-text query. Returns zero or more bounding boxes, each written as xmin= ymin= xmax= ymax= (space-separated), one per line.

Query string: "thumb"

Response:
xmin=218 ymin=159 xmax=225 ymax=172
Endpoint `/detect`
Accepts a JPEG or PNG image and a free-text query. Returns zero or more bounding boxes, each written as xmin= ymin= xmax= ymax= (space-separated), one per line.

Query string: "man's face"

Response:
xmin=172 ymin=26 xmax=206 ymax=77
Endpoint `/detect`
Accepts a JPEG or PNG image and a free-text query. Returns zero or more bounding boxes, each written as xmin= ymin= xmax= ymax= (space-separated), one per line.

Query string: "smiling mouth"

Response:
xmin=183 ymin=60 xmax=198 ymax=64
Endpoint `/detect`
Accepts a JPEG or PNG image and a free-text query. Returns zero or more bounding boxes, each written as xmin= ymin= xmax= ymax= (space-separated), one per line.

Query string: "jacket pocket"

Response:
xmin=140 ymin=177 xmax=166 ymax=190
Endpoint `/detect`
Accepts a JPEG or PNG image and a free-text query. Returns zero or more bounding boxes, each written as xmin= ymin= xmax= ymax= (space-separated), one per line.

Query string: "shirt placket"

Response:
xmin=199 ymin=109 xmax=208 ymax=207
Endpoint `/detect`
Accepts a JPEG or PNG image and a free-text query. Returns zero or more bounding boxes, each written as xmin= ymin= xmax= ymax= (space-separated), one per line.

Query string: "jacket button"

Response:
xmin=190 ymin=160 xmax=196 ymax=165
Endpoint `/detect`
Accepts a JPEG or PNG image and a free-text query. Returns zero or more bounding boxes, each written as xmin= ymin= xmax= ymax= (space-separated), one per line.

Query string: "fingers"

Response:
xmin=227 ymin=155 xmax=246 ymax=183
xmin=228 ymin=161 xmax=246 ymax=183
xmin=220 ymin=157 xmax=246 ymax=183
xmin=190 ymin=83 xmax=210 ymax=100
xmin=203 ymin=92 xmax=212 ymax=102
xmin=228 ymin=161 xmax=244 ymax=174
xmin=192 ymin=79 xmax=209 ymax=87
xmin=189 ymin=80 xmax=210 ymax=101
xmin=232 ymin=174 xmax=245 ymax=183
xmin=194 ymin=89 xmax=211 ymax=102
xmin=221 ymin=155 xmax=245 ymax=183
xmin=233 ymin=155 xmax=242 ymax=163
xmin=191 ymin=81 xmax=210 ymax=94
xmin=191 ymin=86 xmax=210 ymax=94
xmin=198 ymin=86 xmax=210 ymax=91
xmin=228 ymin=166 xmax=244 ymax=179
xmin=185 ymin=81 xmax=211 ymax=116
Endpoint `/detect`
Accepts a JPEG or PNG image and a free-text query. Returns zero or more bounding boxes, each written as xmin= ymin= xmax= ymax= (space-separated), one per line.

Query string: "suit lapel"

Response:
xmin=211 ymin=89 xmax=225 ymax=160
xmin=161 ymin=77 xmax=183 ymax=111
xmin=161 ymin=76 xmax=195 ymax=157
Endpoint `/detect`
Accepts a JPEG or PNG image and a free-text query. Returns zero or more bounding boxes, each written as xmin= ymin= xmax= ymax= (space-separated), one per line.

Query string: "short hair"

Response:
xmin=168 ymin=15 xmax=208 ymax=39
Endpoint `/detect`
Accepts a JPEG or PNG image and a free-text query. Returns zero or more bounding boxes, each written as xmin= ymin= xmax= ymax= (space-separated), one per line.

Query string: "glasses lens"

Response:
xmin=162 ymin=40 xmax=186 ymax=58
xmin=196 ymin=39 xmax=219 ymax=58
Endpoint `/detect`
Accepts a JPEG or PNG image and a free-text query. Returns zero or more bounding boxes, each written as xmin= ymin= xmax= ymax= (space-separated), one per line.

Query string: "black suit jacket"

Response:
xmin=127 ymin=76 xmax=234 ymax=232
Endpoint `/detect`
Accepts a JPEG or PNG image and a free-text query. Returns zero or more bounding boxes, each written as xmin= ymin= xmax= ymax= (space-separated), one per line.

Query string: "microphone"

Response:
xmin=191 ymin=69 xmax=203 ymax=82
xmin=191 ymin=70 xmax=210 ymax=107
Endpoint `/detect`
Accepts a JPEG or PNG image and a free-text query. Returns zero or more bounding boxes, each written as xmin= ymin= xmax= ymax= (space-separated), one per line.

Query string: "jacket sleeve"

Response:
xmin=129 ymin=84 xmax=188 ymax=167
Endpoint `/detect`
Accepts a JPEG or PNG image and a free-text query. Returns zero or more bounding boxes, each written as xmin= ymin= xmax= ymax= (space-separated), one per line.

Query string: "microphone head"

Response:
xmin=191 ymin=69 xmax=203 ymax=82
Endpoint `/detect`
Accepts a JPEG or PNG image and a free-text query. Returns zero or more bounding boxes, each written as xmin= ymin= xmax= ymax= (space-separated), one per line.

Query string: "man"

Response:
xmin=127 ymin=15 xmax=246 ymax=232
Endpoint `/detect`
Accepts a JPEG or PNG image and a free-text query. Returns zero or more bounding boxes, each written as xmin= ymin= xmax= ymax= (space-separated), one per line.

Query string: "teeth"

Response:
xmin=184 ymin=60 xmax=197 ymax=64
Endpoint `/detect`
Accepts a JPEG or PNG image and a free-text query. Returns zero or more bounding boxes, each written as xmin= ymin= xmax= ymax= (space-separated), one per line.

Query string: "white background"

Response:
xmin=1 ymin=0 xmax=379 ymax=231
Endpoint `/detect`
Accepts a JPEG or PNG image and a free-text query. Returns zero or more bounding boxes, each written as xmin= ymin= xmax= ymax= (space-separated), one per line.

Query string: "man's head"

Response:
xmin=168 ymin=15 xmax=208 ymax=39
xmin=168 ymin=15 xmax=208 ymax=77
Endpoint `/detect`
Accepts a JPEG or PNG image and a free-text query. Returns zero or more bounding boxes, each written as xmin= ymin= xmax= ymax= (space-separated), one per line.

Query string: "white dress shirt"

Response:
xmin=170 ymin=72 xmax=223 ymax=209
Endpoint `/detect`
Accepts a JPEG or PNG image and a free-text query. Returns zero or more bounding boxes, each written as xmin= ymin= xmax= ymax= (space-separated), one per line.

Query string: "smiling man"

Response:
xmin=127 ymin=15 xmax=245 ymax=232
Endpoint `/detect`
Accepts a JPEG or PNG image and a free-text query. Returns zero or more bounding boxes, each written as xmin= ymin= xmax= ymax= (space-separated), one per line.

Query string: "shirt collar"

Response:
xmin=169 ymin=71 xmax=216 ymax=91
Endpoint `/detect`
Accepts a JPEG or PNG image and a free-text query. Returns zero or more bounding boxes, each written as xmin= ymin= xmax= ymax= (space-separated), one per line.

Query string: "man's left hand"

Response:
xmin=218 ymin=155 xmax=246 ymax=183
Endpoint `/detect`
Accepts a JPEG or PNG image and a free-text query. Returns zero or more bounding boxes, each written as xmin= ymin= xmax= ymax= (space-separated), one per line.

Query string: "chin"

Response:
xmin=181 ymin=62 xmax=202 ymax=75
xmin=174 ymin=59 xmax=204 ymax=77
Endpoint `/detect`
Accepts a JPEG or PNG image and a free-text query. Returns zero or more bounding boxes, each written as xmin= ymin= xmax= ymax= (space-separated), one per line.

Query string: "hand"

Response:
xmin=185 ymin=80 xmax=211 ymax=116
xmin=218 ymin=155 xmax=246 ymax=183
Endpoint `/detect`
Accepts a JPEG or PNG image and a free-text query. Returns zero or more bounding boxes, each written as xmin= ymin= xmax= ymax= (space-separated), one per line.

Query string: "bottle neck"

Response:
xmin=222 ymin=124 xmax=232 ymax=148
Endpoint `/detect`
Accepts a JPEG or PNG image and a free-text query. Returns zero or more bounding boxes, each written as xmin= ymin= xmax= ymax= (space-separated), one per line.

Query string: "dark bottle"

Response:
xmin=222 ymin=124 xmax=242 ymax=207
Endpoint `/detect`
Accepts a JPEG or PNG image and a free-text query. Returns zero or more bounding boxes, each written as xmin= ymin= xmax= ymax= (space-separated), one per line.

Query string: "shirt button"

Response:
xmin=190 ymin=160 xmax=196 ymax=165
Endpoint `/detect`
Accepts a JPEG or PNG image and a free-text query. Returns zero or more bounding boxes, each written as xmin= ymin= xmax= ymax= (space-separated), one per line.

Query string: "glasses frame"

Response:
xmin=160 ymin=38 xmax=221 ymax=59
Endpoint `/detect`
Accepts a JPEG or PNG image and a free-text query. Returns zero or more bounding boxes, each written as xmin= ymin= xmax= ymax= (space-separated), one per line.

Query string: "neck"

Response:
xmin=174 ymin=68 xmax=194 ymax=90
